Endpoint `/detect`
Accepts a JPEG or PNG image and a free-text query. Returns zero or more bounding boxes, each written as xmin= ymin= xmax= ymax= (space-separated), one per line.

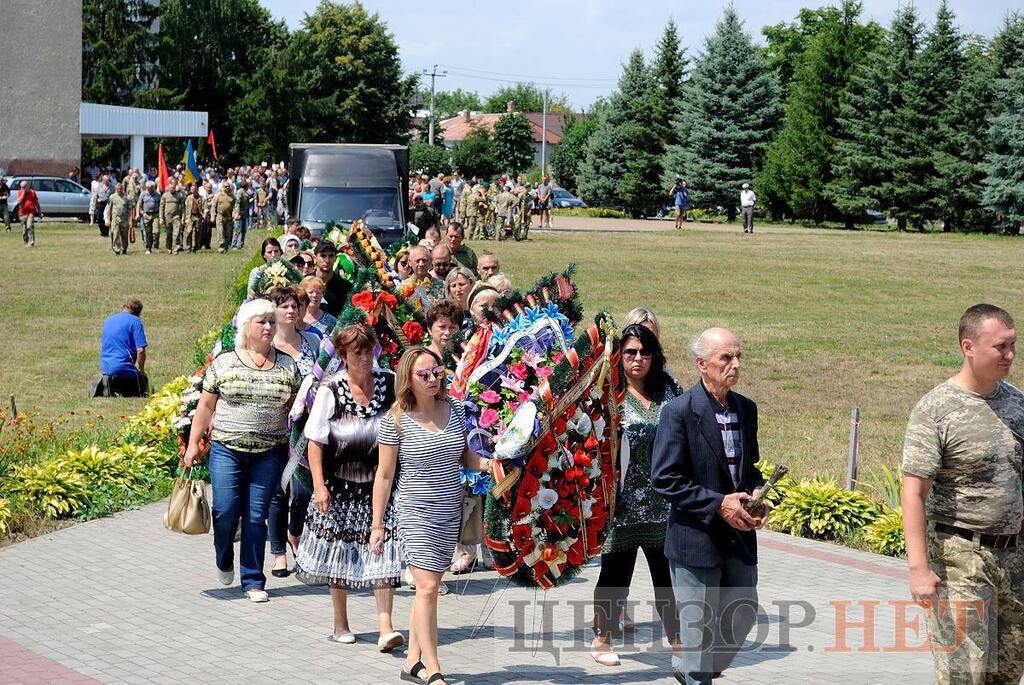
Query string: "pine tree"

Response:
xmin=922 ymin=3 xmax=992 ymax=231
xmin=492 ymin=113 xmax=535 ymax=175
xmin=552 ymin=109 xmax=602 ymax=194
xmin=991 ymin=12 xmax=1024 ymax=81
xmin=663 ymin=8 xmax=781 ymax=220
xmin=651 ymin=19 xmax=688 ymax=146
xmin=578 ymin=51 xmax=663 ymax=217
xmin=983 ymin=66 xmax=1024 ymax=231
xmin=830 ymin=5 xmax=933 ymax=230
xmin=758 ymin=1 xmax=882 ymax=221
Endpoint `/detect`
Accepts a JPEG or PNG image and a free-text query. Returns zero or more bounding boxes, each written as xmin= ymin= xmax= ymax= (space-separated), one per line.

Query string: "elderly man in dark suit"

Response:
xmin=651 ymin=327 xmax=766 ymax=685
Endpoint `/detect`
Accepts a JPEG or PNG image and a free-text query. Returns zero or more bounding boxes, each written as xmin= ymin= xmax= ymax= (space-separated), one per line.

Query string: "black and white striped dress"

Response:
xmin=378 ymin=399 xmax=466 ymax=573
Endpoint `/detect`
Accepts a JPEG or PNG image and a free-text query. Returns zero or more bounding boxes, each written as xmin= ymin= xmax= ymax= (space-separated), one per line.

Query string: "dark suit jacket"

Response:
xmin=651 ymin=381 xmax=765 ymax=568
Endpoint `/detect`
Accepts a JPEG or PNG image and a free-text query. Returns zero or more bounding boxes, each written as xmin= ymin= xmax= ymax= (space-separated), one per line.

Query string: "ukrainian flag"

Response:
xmin=181 ymin=140 xmax=201 ymax=185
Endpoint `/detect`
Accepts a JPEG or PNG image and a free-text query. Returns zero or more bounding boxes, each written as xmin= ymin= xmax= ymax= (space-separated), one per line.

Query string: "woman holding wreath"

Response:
xmin=590 ymin=323 xmax=681 ymax=665
xmin=371 ymin=347 xmax=495 ymax=685
xmin=293 ymin=324 xmax=405 ymax=651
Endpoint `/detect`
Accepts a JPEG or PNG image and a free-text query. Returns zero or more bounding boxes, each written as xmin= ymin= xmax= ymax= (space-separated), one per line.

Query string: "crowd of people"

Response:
xmin=409 ymin=171 xmax=554 ymax=241
xmin=80 ymin=162 xmax=287 ymax=255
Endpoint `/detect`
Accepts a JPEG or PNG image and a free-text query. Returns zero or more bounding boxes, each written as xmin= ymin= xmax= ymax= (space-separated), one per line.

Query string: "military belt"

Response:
xmin=935 ymin=522 xmax=1017 ymax=549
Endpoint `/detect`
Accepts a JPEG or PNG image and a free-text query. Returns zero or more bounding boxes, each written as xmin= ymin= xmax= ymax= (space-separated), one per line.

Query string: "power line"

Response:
xmin=435 ymin=63 xmax=616 ymax=83
xmin=439 ymin=69 xmax=614 ymax=90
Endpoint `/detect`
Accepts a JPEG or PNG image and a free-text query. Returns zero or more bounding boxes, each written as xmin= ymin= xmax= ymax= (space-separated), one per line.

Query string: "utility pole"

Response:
xmin=541 ymin=89 xmax=548 ymax=177
xmin=421 ymin=64 xmax=447 ymax=146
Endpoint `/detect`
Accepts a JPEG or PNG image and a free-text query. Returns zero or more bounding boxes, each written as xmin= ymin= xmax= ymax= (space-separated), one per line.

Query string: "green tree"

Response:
xmin=157 ymin=0 xmax=287 ymax=164
xmin=451 ymin=125 xmax=496 ymax=180
xmin=757 ymin=1 xmax=883 ymax=221
xmin=420 ymin=88 xmax=483 ymax=118
xmin=762 ymin=6 xmax=851 ymax=97
xmin=482 ymin=83 xmax=571 ymax=114
xmin=492 ymin=113 xmax=535 ymax=174
xmin=983 ymin=66 xmax=1024 ymax=231
xmin=287 ymin=1 xmax=417 ymax=147
xmin=552 ymin=106 xmax=602 ymax=194
xmin=921 ymin=2 xmax=992 ymax=231
xmin=228 ymin=41 xmax=299 ymax=163
xmin=829 ymin=6 xmax=934 ymax=230
xmin=651 ymin=19 xmax=688 ymax=145
xmin=991 ymin=12 xmax=1024 ymax=81
xmin=664 ymin=7 xmax=781 ymax=220
xmin=82 ymin=0 xmax=180 ymax=161
xmin=409 ymin=141 xmax=452 ymax=177
xmin=579 ymin=51 xmax=663 ymax=217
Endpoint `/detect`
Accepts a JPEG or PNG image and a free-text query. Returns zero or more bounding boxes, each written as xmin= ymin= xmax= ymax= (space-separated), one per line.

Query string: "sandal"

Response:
xmin=425 ymin=673 xmax=449 ymax=684
xmin=400 ymin=661 xmax=426 ymax=682
xmin=450 ymin=554 xmax=476 ymax=574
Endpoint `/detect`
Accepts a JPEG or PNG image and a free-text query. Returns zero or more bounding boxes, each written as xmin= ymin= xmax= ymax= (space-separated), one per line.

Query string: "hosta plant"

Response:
xmin=864 ymin=508 xmax=906 ymax=557
xmin=6 ymin=460 xmax=90 ymax=518
xmin=768 ymin=478 xmax=880 ymax=541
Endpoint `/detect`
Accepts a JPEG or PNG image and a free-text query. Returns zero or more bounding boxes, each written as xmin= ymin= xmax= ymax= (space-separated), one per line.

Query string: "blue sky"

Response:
xmin=259 ymin=0 xmax=1018 ymax=109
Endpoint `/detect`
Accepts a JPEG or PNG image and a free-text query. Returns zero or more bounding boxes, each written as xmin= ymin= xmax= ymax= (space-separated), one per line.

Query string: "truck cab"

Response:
xmin=288 ymin=144 xmax=409 ymax=246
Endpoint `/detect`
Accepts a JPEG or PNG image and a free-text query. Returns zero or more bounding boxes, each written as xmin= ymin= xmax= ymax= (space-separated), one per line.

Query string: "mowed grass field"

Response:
xmin=2 ymin=219 xmax=1022 ymax=485
xmin=0 ymin=222 xmax=249 ymax=422
xmin=495 ymin=223 xmax=1024 ymax=484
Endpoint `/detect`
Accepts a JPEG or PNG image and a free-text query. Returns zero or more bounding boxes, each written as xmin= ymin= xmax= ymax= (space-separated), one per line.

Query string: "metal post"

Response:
xmin=846 ymin=406 xmax=860 ymax=490
xmin=421 ymin=64 xmax=447 ymax=146
xmin=130 ymin=135 xmax=145 ymax=172
xmin=540 ymin=89 xmax=548 ymax=175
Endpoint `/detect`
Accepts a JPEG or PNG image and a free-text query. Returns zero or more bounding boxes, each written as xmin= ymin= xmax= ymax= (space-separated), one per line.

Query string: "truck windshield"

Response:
xmin=299 ymin=187 xmax=400 ymax=225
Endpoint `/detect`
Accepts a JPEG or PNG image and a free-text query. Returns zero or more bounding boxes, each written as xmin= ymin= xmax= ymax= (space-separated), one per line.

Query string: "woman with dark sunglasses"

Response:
xmin=371 ymin=347 xmax=494 ymax=685
xmin=591 ymin=323 xmax=682 ymax=666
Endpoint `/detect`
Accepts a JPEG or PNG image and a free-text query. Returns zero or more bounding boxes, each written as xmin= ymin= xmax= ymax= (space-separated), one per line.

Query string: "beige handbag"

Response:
xmin=164 ymin=469 xmax=212 ymax=535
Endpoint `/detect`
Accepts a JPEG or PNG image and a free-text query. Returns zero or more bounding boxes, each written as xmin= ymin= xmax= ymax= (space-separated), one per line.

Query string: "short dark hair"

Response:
xmin=261 ymin=237 xmax=281 ymax=256
xmin=446 ymin=222 xmax=465 ymax=236
xmin=617 ymin=324 xmax=669 ymax=400
xmin=425 ymin=300 xmax=464 ymax=329
xmin=314 ymin=240 xmax=337 ymax=255
xmin=959 ymin=304 xmax=1015 ymax=344
xmin=123 ymin=298 xmax=143 ymax=316
xmin=266 ymin=286 xmax=299 ymax=308
xmin=334 ymin=323 xmax=377 ymax=356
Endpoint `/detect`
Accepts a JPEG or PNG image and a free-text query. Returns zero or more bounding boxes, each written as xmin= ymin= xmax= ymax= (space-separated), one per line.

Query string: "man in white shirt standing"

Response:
xmin=740 ymin=183 xmax=756 ymax=234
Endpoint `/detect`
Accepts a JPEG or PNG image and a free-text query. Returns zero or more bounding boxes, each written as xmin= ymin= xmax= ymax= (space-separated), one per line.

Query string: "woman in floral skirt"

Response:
xmin=293 ymin=323 xmax=404 ymax=651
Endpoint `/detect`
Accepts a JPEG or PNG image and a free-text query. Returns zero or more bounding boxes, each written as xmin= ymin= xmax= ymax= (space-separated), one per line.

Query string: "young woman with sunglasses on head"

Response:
xmin=370 ymin=348 xmax=494 ymax=685
xmin=591 ymin=323 xmax=682 ymax=666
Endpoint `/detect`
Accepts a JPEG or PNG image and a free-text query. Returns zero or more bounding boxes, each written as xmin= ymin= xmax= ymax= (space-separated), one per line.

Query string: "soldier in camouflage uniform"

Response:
xmin=159 ymin=179 xmax=185 ymax=254
xmin=213 ymin=182 xmax=235 ymax=253
xmin=107 ymin=183 xmax=131 ymax=255
xmin=183 ymin=184 xmax=207 ymax=253
xmin=136 ymin=181 xmax=161 ymax=253
xmin=463 ymin=183 xmax=481 ymax=240
xmin=903 ymin=303 xmax=1024 ymax=685
xmin=495 ymin=184 xmax=515 ymax=241
xmin=124 ymin=169 xmax=141 ymax=234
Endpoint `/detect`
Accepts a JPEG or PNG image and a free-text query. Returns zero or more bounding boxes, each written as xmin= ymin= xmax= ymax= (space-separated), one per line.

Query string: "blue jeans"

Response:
xmin=670 ymin=557 xmax=758 ymax=685
xmin=231 ymin=217 xmax=248 ymax=248
xmin=209 ymin=442 xmax=286 ymax=591
xmin=267 ymin=473 xmax=312 ymax=555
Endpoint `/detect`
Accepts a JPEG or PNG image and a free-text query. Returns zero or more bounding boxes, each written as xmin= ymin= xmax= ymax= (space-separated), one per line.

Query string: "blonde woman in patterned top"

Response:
xmin=183 ymin=298 xmax=301 ymax=603
xmin=591 ymin=323 xmax=681 ymax=666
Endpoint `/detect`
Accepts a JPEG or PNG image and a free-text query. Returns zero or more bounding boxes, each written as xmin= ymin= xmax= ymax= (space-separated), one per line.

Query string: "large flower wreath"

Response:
xmin=452 ymin=307 xmax=621 ymax=589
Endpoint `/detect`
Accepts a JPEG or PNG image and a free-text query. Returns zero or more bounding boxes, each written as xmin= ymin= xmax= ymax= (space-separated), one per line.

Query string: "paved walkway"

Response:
xmin=532 ymin=216 xmax=851 ymax=236
xmin=0 ymin=502 xmax=934 ymax=684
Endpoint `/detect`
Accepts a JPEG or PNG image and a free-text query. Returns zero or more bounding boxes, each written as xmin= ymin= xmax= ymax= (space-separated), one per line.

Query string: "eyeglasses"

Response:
xmin=414 ymin=366 xmax=446 ymax=381
xmin=622 ymin=348 xmax=652 ymax=360
xmin=300 ymin=259 xmax=314 ymax=266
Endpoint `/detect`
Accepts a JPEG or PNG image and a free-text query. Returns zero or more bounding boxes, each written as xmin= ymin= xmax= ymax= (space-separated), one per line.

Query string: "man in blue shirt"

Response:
xmin=98 ymin=299 xmax=149 ymax=396
xmin=671 ymin=178 xmax=690 ymax=229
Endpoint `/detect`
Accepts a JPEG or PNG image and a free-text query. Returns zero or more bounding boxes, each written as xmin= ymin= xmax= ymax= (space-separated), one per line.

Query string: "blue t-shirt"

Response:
xmin=100 ymin=312 xmax=148 ymax=376
xmin=673 ymin=187 xmax=689 ymax=207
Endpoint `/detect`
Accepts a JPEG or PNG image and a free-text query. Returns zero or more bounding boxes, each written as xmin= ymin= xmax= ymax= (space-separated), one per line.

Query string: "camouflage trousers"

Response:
xmin=927 ymin=526 xmax=1024 ymax=684
xmin=464 ymin=215 xmax=481 ymax=240
xmin=163 ymin=215 xmax=183 ymax=252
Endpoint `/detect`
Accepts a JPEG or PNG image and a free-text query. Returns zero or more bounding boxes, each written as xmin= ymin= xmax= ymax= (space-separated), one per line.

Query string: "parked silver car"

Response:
xmin=4 ymin=176 xmax=92 ymax=221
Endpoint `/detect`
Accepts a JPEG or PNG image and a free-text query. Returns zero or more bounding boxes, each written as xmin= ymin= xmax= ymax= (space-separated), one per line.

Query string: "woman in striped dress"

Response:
xmin=371 ymin=348 xmax=494 ymax=685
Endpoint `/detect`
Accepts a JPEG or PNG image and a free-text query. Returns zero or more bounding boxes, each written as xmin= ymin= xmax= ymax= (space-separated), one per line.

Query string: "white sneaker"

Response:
xmin=145 ymin=249 xmax=151 ymax=254
xmin=217 ymin=567 xmax=234 ymax=586
xmin=245 ymin=589 xmax=269 ymax=603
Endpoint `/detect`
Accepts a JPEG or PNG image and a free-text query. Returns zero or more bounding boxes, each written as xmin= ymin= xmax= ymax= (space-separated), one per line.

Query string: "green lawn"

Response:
xmin=486 ymin=226 xmax=1024 ymax=484
xmin=0 ymin=222 xmax=249 ymax=423
xmin=2 ymin=221 xmax=1022 ymax=487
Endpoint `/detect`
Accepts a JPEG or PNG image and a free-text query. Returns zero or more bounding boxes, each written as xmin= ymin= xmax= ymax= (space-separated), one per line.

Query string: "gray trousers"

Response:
xmin=670 ymin=558 xmax=758 ymax=685
xmin=21 ymin=213 xmax=35 ymax=244
xmin=1 ymin=202 xmax=11 ymax=230
xmin=741 ymin=206 xmax=754 ymax=232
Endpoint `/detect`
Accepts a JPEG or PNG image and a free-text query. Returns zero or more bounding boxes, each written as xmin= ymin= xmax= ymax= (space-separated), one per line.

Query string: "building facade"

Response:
xmin=0 ymin=0 xmax=82 ymax=176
